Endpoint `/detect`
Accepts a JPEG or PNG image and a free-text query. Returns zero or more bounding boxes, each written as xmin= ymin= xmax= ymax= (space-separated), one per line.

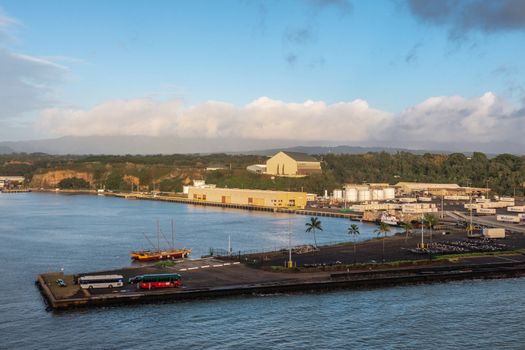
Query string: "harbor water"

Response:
xmin=1 ymin=193 xmax=524 ymax=349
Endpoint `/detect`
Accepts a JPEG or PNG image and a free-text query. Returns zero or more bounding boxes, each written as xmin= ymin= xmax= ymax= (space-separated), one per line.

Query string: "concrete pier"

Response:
xmin=37 ymin=255 xmax=525 ymax=311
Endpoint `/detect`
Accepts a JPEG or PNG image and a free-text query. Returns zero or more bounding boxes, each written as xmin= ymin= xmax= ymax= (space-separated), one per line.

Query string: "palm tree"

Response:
xmin=305 ymin=217 xmax=323 ymax=247
xmin=403 ymin=222 xmax=413 ymax=243
xmin=348 ymin=224 xmax=360 ymax=264
xmin=374 ymin=222 xmax=390 ymax=262
xmin=423 ymin=213 xmax=438 ymax=243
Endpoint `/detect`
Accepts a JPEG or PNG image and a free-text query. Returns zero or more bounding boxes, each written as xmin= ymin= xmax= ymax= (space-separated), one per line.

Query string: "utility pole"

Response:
xmin=288 ymin=216 xmax=293 ymax=268
xmin=441 ymin=190 xmax=444 ymax=219
xmin=468 ymin=181 xmax=473 ymax=234
xmin=420 ymin=213 xmax=424 ymax=248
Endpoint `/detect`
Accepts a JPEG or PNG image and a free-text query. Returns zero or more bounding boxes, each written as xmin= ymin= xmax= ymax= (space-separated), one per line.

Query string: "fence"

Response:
xmin=208 ymin=239 xmax=352 ymax=262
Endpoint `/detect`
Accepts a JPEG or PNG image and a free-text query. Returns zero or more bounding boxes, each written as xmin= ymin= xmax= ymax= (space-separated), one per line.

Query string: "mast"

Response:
xmin=469 ymin=185 xmax=473 ymax=233
xmin=171 ymin=219 xmax=175 ymax=250
xmin=156 ymin=220 xmax=160 ymax=252
xmin=421 ymin=213 xmax=424 ymax=247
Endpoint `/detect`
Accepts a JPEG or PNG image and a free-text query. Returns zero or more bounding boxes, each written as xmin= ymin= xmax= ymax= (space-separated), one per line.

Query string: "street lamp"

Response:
xmin=287 ymin=216 xmax=294 ymax=268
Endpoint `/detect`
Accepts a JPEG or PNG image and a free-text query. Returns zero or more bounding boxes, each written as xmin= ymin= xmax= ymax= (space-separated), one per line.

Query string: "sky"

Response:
xmin=1 ymin=0 xmax=525 ymax=153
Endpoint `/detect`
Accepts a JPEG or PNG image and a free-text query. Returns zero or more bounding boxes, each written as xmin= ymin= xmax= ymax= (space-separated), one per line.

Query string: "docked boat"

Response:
xmin=380 ymin=212 xmax=399 ymax=226
xmin=130 ymin=220 xmax=191 ymax=262
xmin=130 ymin=248 xmax=192 ymax=262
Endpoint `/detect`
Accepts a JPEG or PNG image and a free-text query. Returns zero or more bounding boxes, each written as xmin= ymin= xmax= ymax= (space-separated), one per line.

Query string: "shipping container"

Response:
xmin=497 ymin=215 xmax=520 ymax=223
xmin=507 ymin=206 xmax=525 ymax=213
xmin=483 ymin=228 xmax=505 ymax=238
xmin=444 ymin=195 xmax=470 ymax=201
xmin=476 ymin=208 xmax=496 ymax=215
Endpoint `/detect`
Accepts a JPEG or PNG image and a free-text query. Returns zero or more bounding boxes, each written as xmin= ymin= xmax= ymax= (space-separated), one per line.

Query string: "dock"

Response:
xmin=36 ymin=255 xmax=525 ymax=310
xmin=112 ymin=193 xmax=363 ymax=220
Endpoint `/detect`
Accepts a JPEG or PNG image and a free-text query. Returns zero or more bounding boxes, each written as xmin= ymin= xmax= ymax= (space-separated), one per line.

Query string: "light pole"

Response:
xmin=287 ymin=216 xmax=293 ymax=268
xmin=420 ymin=213 xmax=424 ymax=248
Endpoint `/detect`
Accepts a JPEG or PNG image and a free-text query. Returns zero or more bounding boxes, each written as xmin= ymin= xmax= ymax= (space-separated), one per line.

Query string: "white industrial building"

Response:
xmin=246 ymin=164 xmax=267 ymax=174
xmin=332 ymin=184 xmax=396 ymax=203
xmin=0 ymin=176 xmax=25 ymax=189
xmin=182 ymin=180 xmax=216 ymax=195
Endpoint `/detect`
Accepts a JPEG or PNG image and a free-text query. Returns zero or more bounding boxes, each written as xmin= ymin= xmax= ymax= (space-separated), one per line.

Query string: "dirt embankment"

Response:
xmin=30 ymin=170 xmax=94 ymax=188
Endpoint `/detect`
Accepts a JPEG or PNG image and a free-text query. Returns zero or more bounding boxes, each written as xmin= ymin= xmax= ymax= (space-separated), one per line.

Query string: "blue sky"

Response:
xmin=1 ymin=0 xmax=525 ymax=152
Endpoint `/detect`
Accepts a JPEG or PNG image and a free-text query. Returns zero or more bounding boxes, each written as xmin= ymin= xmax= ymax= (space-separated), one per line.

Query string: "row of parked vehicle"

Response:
xmin=77 ymin=273 xmax=182 ymax=290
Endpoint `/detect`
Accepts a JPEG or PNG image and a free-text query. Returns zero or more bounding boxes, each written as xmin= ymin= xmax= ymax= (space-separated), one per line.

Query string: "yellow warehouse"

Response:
xmin=187 ymin=187 xmax=308 ymax=209
xmin=266 ymin=151 xmax=322 ymax=177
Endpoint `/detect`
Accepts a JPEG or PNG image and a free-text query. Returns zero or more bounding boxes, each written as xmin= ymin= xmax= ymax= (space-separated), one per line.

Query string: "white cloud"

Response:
xmin=394 ymin=92 xmax=524 ymax=146
xmin=39 ymin=96 xmax=392 ymax=143
xmin=0 ymin=12 xmax=66 ymax=122
xmin=38 ymin=92 xmax=525 ymax=152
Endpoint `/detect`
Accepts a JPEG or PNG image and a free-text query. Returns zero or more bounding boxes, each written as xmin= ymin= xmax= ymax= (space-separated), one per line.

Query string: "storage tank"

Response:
xmin=383 ymin=188 xmax=396 ymax=200
xmin=344 ymin=188 xmax=358 ymax=202
xmin=333 ymin=189 xmax=343 ymax=200
xmin=371 ymin=189 xmax=385 ymax=201
xmin=358 ymin=190 xmax=371 ymax=202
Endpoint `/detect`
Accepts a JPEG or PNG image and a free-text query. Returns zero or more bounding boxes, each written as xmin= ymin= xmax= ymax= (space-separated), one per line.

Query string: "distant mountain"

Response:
xmin=240 ymin=145 xmax=446 ymax=156
xmin=0 ymin=135 xmax=326 ymax=155
xmin=0 ymin=135 xmax=515 ymax=156
xmin=0 ymin=145 xmax=14 ymax=154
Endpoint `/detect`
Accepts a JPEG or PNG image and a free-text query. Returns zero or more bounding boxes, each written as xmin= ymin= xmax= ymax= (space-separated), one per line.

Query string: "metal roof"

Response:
xmin=281 ymin=151 xmax=319 ymax=162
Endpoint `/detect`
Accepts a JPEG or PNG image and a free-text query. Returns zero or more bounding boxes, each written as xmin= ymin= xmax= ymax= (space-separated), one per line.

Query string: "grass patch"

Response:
xmin=434 ymin=250 xmax=525 ymax=261
xmin=154 ymin=260 xmax=178 ymax=268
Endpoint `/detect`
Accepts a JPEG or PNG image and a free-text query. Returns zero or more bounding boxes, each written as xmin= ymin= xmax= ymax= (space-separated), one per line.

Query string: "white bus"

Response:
xmin=79 ymin=274 xmax=124 ymax=289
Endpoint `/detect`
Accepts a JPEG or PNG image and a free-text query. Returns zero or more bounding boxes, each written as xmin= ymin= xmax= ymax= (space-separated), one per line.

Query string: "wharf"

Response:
xmin=113 ymin=193 xmax=363 ymax=220
xmin=31 ymin=189 xmax=364 ymax=220
xmin=1 ymin=189 xmax=31 ymax=193
xmin=37 ymin=255 xmax=525 ymax=311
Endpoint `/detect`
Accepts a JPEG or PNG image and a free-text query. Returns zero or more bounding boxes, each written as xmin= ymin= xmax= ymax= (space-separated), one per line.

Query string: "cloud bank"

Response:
xmin=39 ymin=92 xmax=525 ymax=152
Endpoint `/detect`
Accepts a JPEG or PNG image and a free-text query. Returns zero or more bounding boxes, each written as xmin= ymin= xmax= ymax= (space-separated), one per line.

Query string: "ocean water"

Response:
xmin=1 ymin=193 xmax=524 ymax=349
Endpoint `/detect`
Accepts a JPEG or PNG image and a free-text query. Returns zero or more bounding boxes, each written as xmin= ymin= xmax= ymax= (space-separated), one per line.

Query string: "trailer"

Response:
xmin=483 ymin=228 xmax=505 ymax=239
xmin=507 ymin=206 xmax=525 ymax=213
xmin=497 ymin=215 xmax=521 ymax=223
xmin=476 ymin=208 xmax=496 ymax=215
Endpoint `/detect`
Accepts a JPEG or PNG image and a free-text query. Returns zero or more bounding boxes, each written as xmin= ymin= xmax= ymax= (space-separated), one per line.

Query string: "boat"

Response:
xmin=130 ymin=248 xmax=191 ymax=262
xmin=130 ymin=220 xmax=192 ymax=262
xmin=380 ymin=212 xmax=399 ymax=226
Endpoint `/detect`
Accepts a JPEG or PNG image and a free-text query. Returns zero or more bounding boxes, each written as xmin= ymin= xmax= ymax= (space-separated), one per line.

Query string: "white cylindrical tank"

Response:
xmin=371 ymin=189 xmax=384 ymax=201
xmin=333 ymin=189 xmax=343 ymax=200
xmin=383 ymin=188 xmax=395 ymax=200
xmin=358 ymin=190 xmax=371 ymax=202
xmin=345 ymin=188 xmax=358 ymax=202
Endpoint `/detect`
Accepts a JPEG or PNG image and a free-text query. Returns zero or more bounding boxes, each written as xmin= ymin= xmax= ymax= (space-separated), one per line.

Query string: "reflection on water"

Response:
xmin=1 ymin=193 xmax=524 ymax=349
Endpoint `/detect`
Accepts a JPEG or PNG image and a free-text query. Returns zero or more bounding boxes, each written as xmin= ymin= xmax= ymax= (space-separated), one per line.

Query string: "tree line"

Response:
xmin=1 ymin=151 xmax=524 ymax=195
